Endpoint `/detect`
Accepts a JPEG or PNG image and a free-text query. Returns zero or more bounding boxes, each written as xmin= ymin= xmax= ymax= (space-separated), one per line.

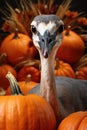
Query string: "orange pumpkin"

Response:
xmin=1 ymin=72 xmax=56 ymax=130
xmin=56 ymin=30 xmax=85 ymax=64
xmin=58 ymin=111 xmax=87 ymax=130
xmin=0 ymin=33 xmax=38 ymax=65
xmin=0 ymin=94 xmax=56 ymax=130
xmin=18 ymin=66 xmax=40 ymax=83
xmin=76 ymin=66 xmax=87 ymax=80
xmin=0 ymin=64 xmax=17 ymax=89
xmin=54 ymin=59 xmax=75 ymax=78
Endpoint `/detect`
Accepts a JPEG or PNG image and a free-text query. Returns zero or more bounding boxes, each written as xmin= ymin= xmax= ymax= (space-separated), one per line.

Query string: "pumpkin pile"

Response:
xmin=0 ymin=0 xmax=87 ymax=129
xmin=0 ymin=0 xmax=87 ymax=104
xmin=0 ymin=36 xmax=40 ymax=93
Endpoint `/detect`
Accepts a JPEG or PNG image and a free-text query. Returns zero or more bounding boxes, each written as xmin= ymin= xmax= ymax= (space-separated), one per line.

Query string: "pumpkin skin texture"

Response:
xmin=0 ymin=94 xmax=56 ymax=130
xmin=54 ymin=60 xmax=75 ymax=78
xmin=0 ymin=33 xmax=38 ymax=65
xmin=0 ymin=64 xmax=17 ymax=89
xmin=3 ymin=72 xmax=56 ymax=130
xmin=56 ymin=30 xmax=85 ymax=64
xmin=58 ymin=111 xmax=87 ymax=130
xmin=76 ymin=66 xmax=87 ymax=80
xmin=6 ymin=81 xmax=38 ymax=95
xmin=18 ymin=66 xmax=40 ymax=83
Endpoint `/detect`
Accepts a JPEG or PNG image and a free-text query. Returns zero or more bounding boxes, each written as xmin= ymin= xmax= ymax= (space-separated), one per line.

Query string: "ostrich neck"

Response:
xmin=39 ymin=52 xmax=62 ymax=125
xmin=40 ymin=56 xmax=55 ymax=98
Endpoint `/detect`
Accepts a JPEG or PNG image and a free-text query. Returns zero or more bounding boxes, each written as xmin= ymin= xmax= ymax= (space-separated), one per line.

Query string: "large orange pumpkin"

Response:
xmin=0 ymin=33 xmax=38 ymax=65
xmin=58 ymin=111 xmax=87 ymax=130
xmin=0 ymin=95 xmax=56 ymax=130
xmin=0 ymin=72 xmax=56 ymax=130
xmin=0 ymin=64 xmax=17 ymax=89
xmin=54 ymin=59 xmax=75 ymax=78
xmin=56 ymin=30 xmax=85 ymax=64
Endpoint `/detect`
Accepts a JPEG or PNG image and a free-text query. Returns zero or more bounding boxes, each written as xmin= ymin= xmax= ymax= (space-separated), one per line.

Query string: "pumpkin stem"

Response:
xmin=65 ymin=25 xmax=71 ymax=35
xmin=6 ymin=72 xmax=23 ymax=95
xmin=13 ymin=28 xmax=20 ymax=39
xmin=25 ymin=74 xmax=32 ymax=83
xmin=0 ymin=53 xmax=7 ymax=65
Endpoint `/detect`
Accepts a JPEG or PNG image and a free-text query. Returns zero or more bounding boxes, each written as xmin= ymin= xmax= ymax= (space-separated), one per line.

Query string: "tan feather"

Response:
xmin=56 ymin=0 xmax=72 ymax=19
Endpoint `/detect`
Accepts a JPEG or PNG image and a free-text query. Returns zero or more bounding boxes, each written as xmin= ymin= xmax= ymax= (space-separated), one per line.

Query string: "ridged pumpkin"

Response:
xmin=58 ymin=111 xmax=87 ymax=130
xmin=0 ymin=33 xmax=38 ymax=65
xmin=54 ymin=59 xmax=75 ymax=78
xmin=0 ymin=95 xmax=56 ymax=130
xmin=56 ymin=30 xmax=85 ymax=64
xmin=0 ymin=72 xmax=56 ymax=130
xmin=18 ymin=66 xmax=40 ymax=83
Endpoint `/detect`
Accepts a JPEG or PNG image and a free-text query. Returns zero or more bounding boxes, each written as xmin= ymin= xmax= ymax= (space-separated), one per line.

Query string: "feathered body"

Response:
xmin=30 ymin=77 xmax=87 ymax=117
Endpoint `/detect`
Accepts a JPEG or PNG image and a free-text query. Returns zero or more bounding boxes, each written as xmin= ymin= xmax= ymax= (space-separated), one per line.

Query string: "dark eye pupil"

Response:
xmin=58 ymin=25 xmax=64 ymax=33
xmin=31 ymin=26 xmax=37 ymax=33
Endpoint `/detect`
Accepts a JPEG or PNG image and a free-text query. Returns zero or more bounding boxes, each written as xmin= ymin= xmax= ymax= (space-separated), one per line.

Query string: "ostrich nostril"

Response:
xmin=42 ymin=39 xmax=45 ymax=43
xmin=48 ymin=39 xmax=52 ymax=44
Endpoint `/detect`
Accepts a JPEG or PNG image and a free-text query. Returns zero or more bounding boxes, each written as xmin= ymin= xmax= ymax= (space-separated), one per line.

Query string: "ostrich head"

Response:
xmin=30 ymin=14 xmax=64 ymax=58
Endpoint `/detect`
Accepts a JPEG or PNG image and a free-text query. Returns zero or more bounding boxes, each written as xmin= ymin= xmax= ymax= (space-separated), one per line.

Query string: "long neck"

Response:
xmin=39 ymin=49 xmax=62 ymax=125
xmin=40 ymin=56 xmax=55 ymax=98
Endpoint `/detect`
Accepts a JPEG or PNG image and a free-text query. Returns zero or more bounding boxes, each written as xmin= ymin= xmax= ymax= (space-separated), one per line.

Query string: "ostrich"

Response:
xmin=29 ymin=14 xmax=87 ymax=125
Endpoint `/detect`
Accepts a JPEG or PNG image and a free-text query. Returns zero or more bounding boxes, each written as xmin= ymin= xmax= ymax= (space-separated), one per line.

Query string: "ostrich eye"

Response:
xmin=31 ymin=25 xmax=37 ymax=33
xmin=58 ymin=24 xmax=64 ymax=33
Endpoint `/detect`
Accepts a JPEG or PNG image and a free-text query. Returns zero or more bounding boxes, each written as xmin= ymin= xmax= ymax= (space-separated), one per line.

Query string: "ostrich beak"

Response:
xmin=40 ymin=37 xmax=49 ymax=58
xmin=38 ymin=30 xmax=57 ymax=58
